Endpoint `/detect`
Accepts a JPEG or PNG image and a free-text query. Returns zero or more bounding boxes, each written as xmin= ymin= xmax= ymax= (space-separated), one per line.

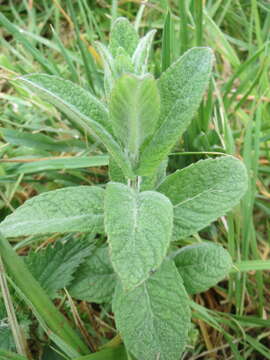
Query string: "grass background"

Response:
xmin=0 ymin=0 xmax=270 ymax=359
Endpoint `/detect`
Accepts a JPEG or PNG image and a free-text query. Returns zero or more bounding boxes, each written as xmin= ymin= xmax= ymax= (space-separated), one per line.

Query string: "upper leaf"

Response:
xmin=137 ymin=47 xmax=214 ymax=175
xmin=68 ymin=246 xmax=116 ymax=304
xmin=158 ymin=156 xmax=248 ymax=239
xmin=110 ymin=74 xmax=160 ymax=164
xmin=17 ymin=74 xmax=134 ymax=179
xmin=113 ymin=260 xmax=191 ymax=360
xmin=174 ymin=242 xmax=232 ymax=294
xmin=105 ymin=182 xmax=173 ymax=291
xmin=0 ymin=186 xmax=104 ymax=237
xmin=25 ymin=239 xmax=91 ymax=298
xmin=109 ymin=17 xmax=139 ymax=57
xmin=132 ymin=29 xmax=156 ymax=74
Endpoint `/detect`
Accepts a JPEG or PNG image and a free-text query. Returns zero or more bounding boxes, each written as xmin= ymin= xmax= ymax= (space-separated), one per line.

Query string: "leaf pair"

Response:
xmin=16 ymin=45 xmax=213 ymax=180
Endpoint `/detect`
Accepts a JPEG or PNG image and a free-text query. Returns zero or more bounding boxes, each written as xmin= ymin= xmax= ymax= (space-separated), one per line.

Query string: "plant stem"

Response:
xmin=0 ymin=233 xmax=89 ymax=357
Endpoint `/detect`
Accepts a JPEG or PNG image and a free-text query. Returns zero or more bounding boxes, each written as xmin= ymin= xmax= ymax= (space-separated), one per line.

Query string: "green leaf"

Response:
xmin=25 ymin=239 xmax=91 ymax=298
xmin=0 ymin=349 xmax=28 ymax=360
xmin=0 ymin=186 xmax=104 ymax=237
xmin=113 ymin=260 xmax=191 ymax=360
xmin=14 ymin=155 xmax=109 ymax=174
xmin=68 ymin=246 xmax=116 ymax=303
xmin=109 ymin=17 xmax=139 ymax=57
xmin=132 ymin=29 xmax=156 ymax=74
xmin=105 ymin=182 xmax=173 ymax=291
xmin=137 ymin=47 xmax=213 ymax=175
xmin=158 ymin=156 xmax=248 ymax=239
xmin=110 ymin=74 xmax=160 ymax=165
xmin=17 ymin=74 xmax=134 ymax=179
xmin=174 ymin=242 xmax=233 ymax=294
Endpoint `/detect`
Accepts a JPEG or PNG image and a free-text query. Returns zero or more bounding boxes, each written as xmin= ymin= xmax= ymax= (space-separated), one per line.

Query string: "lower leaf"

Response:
xmin=112 ymin=260 xmax=191 ymax=360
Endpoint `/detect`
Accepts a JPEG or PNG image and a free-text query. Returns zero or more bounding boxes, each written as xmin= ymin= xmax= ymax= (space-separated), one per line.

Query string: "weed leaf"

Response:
xmin=68 ymin=246 xmax=116 ymax=304
xmin=110 ymin=74 xmax=160 ymax=165
xmin=0 ymin=186 xmax=104 ymax=237
xmin=174 ymin=242 xmax=232 ymax=294
xmin=105 ymin=182 xmax=173 ymax=291
xmin=113 ymin=260 xmax=191 ymax=360
xmin=158 ymin=156 xmax=248 ymax=239
xmin=137 ymin=47 xmax=213 ymax=175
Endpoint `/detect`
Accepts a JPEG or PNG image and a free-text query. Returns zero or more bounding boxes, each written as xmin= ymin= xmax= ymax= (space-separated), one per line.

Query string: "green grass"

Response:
xmin=0 ymin=0 xmax=270 ymax=359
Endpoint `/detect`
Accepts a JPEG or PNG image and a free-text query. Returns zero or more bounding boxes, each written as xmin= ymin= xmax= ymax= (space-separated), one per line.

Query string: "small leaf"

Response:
xmin=174 ymin=242 xmax=232 ymax=294
xmin=109 ymin=17 xmax=139 ymax=57
xmin=113 ymin=260 xmax=191 ymax=360
xmin=110 ymin=74 xmax=160 ymax=165
xmin=68 ymin=246 xmax=116 ymax=303
xmin=17 ymin=74 xmax=134 ymax=179
xmin=158 ymin=156 xmax=248 ymax=239
xmin=25 ymin=239 xmax=91 ymax=298
xmin=0 ymin=186 xmax=104 ymax=237
xmin=137 ymin=47 xmax=213 ymax=175
xmin=105 ymin=182 xmax=173 ymax=290
xmin=132 ymin=29 xmax=156 ymax=74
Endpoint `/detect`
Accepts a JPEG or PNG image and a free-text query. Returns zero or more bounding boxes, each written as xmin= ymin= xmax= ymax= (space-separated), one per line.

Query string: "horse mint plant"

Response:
xmin=0 ymin=17 xmax=248 ymax=360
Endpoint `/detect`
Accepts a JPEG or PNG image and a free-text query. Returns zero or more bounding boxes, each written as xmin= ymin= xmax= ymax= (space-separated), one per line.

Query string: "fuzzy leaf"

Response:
xmin=110 ymin=74 xmax=160 ymax=164
xmin=17 ymin=74 xmax=134 ymax=179
xmin=137 ymin=47 xmax=213 ymax=175
xmin=113 ymin=260 xmax=191 ymax=360
xmin=25 ymin=239 xmax=91 ymax=298
xmin=158 ymin=156 xmax=248 ymax=239
xmin=0 ymin=186 xmax=104 ymax=237
xmin=109 ymin=17 xmax=139 ymax=57
xmin=132 ymin=29 xmax=156 ymax=74
xmin=105 ymin=182 xmax=173 ymax=291
xmin=174 ymin=242 xmax=232 ymax=294
xmin=68 ymin=246 xmax=116 ymax=303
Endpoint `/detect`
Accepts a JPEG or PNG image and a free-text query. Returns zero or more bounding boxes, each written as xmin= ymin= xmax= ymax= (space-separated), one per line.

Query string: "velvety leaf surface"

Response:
xmin=158 ymin=156 xmax=248 ymax=239
xmin=110 ymin=74 xmax=160 ymax=164
xmin=18 ymin=74 xmax=134 ymax=179
xmin=25 ymin=239 xmax=91 ymax=298
xmin=68 ymin=246 xmax=116 ymax=303
xmin=137 ymin=47 xmax=213 ymax=175
xmin=109 ymin=17 xmax=139 ymax=57
xmin=174 ymin=242 xmax=233 ymax=294
xmin=0 ymin=186 xmax=104 ymax=237
xmin=105 ymin=182 xmax=173 ymax=290
xmin=113 ymin=260 xmax=191 ymax=360
xmin=132 ymin=29 xmax=156 ymax=74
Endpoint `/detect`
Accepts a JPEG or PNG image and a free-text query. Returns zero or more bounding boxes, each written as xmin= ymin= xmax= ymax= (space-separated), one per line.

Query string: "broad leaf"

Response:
xmin=174 ymin=242 xmax=232 ymax=294
xmin=68 ymin=246 xmax=116 ymax=303
xmin=113 ymin=260 xmax=191 ymax=360
xmin=137 ymin=47 xmax=213 ymax=175
xmin=158 ymin=156 xmax=248 ymax=239
xmin=110 ymin=74 xmax=160 ymax=164
xmin=105 ymin=182 xmax=173 ymax=290
xmin=0 ymin=186 xmax=104 ymax=237
xmin=132 ymin=29 xmax=156 ymax=74
xmin=25 ymin=239 xmax=91 ymax=298
xmin=109 ymin=17 xmax=139 ymax=57
xmin=17 ymin=74 xmax=134 ymax=179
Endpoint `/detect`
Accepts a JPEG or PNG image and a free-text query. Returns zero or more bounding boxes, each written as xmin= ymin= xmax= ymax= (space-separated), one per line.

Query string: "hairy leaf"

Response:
xmin=158 ymin=156 xmax=248 ymax=239
xmin=68 ymin=246 xmax=116 ymax=303
xmin=113 ymin=260 xmax=191 ymax=360
xmin=109 ymin=17 xmax=139 ymax=57
xmin=17 ymin=74 xmax=134 ymax=179
xmin=105 ymin=182 xmax=173 ymax=290
xmin=174 ymin=242 xmax=232 ymax=294
xmin=132 ymin=30 xmax=156 ymax=74
xmin=25 ymin=239 xmax=91 ymax=298
xmin=137 ymin=47 xmax=213 ymax=175
xmin=0 ymin=186 xmax=104 ymax=237
xmin=110 ymin=74 xmax=160 ymax=164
